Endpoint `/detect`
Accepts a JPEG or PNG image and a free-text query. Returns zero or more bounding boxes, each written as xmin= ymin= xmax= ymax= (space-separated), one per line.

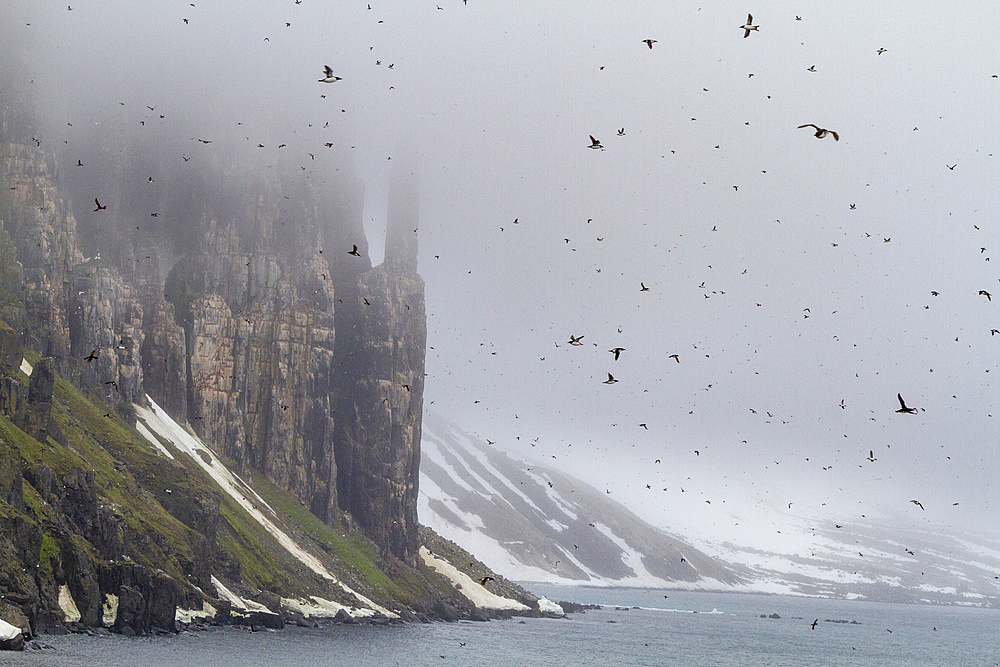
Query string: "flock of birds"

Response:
xmin=13 ymin=2 xmax=997 ymax=629
xmin=416 ymin=8 xmax=998 ymax=591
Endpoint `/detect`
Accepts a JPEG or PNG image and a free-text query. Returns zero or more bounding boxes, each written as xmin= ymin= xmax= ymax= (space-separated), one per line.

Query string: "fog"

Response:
xmin=2 ymin=1 xmax=997 ymax=544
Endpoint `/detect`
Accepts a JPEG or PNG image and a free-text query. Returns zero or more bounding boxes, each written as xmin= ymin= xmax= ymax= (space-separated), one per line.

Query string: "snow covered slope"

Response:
xmin=419 ymin=412 xmax=742 ymax=589
xmin=135 ymin=396 xmax=396 ymax=618
xmin=419 ymin=413 xmax=1000 ymax=607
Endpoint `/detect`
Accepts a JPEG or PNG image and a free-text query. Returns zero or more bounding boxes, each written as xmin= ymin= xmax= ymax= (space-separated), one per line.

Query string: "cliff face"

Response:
xmin=0 ymin=122 xmax=426 ymax=565
xmin=335 ymin=164 xmax=425 ymax=562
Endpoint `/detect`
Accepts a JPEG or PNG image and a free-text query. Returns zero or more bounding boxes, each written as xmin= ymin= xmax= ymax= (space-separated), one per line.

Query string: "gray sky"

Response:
xmin=4 ymin=1 xmax=998 ymax=542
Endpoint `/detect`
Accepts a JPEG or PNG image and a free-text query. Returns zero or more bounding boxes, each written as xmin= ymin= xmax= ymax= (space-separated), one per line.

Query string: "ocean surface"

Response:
xmin=5 ymin=587 xmax=999 ymax=666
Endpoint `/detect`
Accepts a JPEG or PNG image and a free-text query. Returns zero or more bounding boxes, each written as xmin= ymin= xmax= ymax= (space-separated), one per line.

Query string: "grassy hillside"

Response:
xmin=0 ymin=340 xmax=476 ymax=632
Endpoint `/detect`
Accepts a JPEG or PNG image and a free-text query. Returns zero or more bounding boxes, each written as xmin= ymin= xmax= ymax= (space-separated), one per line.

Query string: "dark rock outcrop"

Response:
xmin=25 ymin=356 xmax=54 ymax=442
xmin=335 ymin=168 xmax=426 ymax=563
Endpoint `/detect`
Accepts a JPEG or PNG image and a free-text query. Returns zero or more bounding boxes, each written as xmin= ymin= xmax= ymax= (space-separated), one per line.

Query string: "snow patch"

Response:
xmin=591 ymin=523 xmax=674 ymax=588
xmin=281 ymin=596 xmax=378 ymax=619
xmin=0 ymin=618 xmax=20 ymax=641
xmin=175 ymin=601 xmax=217 ymax=625
xmin=537 ymin=597 xmax=564 ymax=615
xmin=420 ymin=546 xmax=529 ymax=611
xmin=137 ymin=397 xmax=396 ymax=618
xmin=59 ymin=584 xmax=81 ymax=622
xmin=135 ymin=421 xmax=174 ymax=459
xmin=19 ymin=358 xmax=31 ymax=376
xmin=102 ymin=593 xmax=118 ymax=626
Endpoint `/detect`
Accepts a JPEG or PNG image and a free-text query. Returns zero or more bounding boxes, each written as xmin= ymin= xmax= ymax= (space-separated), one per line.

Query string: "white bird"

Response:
xmin=318 ymin=65 xmax=342 ymax=83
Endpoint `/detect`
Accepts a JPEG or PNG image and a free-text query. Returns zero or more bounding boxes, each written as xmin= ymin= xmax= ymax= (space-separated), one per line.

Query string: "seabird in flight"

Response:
xmin=348 ymin=244 xmax=361 ymax=256
xmin=93 ymin=198 xmax=107 ymax=212
xmin=642 ymin=39 xmax=657 ymax=49
xmin=318 ymin=65 xmax=342 ymax=83
xmin=603 ymin=373 xmax=619 ymax=384
xmin=739 ymin=14 xmax=758 ymax=38
xmin=588 ymin=135 xmax=604 ymax=150
xmin=895 ymin=393 xmax=917 ymax=414
xmin=609 ymin=347 xmax=625 ymax=361
xmin=797 ymin=124 xmax=839 ymax=141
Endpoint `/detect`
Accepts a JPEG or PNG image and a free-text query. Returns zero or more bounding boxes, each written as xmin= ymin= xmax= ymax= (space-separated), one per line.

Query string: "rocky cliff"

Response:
xmin=0 ymin=123 xmax=425 ymax=563
xmin=0 ymin=64 xmax=451 ymax=640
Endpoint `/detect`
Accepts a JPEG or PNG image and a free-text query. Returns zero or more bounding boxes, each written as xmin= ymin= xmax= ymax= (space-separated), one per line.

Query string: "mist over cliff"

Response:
xmin=0 ymin=12 xmax=429 ymax=565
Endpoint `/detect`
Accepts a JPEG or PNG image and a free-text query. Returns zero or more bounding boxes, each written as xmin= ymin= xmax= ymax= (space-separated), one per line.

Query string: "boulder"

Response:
xmin=333 ymin=608 xmax=358 ymax=625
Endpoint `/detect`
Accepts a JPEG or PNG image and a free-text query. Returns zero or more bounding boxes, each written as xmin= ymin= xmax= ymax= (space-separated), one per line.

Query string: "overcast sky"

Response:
xmin=3 ymin=1 xmax=998 ymax=543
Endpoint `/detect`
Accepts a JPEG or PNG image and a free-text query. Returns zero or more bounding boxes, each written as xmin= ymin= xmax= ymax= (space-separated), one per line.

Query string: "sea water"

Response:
xmin=5 ymin=588 xmax=999 ymax=666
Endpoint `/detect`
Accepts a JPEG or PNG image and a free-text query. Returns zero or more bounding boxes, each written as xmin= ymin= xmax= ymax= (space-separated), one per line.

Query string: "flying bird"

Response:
xmin=84 ymin=349 xmax=98 ymax=363
xmin=797 ymin=124 xmax=839 ymax=141
xmin=811 ymin=619 xmax=818 ymax=630
xmin=617 ymin=128 xmax=625 ymax=136
xmin=980 ymin=290 xmax=992 ymax=301
xmin=588 ymin=135 xmax=604 ymax=150
xmin=318 ymin=65 xmax=342 ymax=83
xmin=642 ymin=39 xmax=657 ymax=49
xmin=93 ymin=198 xmax=107 ymax=212
xmin=895 ymin=394 xmax=917 ymax=414
xmin=603 ymin=373 xmax=619 ymax=385
xmin=348 ymin=244 xmax=361 ymax=256
xmin=946 ymin=164 xmax=957 ymax=170
xmin=640 ymin=282 xmax=650 ymax=292
xmin=479 ymin=576 xmax=494 ymax=586
xmin=739 ymin=14 xmax=758 ymax=38
xmin=568 ymin=335 xmax=584 ymax=346
xmin=668 ymin=354 xmax=680 ymax=363
xmin=867 ymin=450 xmax=877 ymax=462
xmin=910 ymin=499 xmax=925 ymax=511
xmin=877 ymin=47 xmax=887 ymax=55
xmin=609 ymin=347 xmax=625 ymax=361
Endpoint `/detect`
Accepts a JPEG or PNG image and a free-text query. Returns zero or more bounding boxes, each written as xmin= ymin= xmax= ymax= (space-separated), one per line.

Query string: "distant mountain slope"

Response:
xmin=420 ymin=413 xmax=1000 ymax=607
xmin=418 ymin=412 xmax=743 ymax=588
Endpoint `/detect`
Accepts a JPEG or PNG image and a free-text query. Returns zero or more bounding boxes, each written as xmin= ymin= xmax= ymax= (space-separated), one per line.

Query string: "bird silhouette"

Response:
xmin=318 ymin=65 xmax=342 ymax=83
xmin=642 ymin=39 xmax=657 ymax=49
xmin=867 ymin=450 xmax=877 ymax=462
xmin=479 ymin=576 xmax=494 ymax=586
xmin=84 ymin=349 xmax=98 ymax=363
xmin=668 ymin=354 xmax=680 ymax=363
xmin=895 ymin=393 xmax=917 ymax=414
xmin=603 ymin=373 xmax=619 ymax=385
xmin=609 ymin=347 xmax=625 ymax=361
xmin=588 ymin=135 xmax=604 ymax=150
xmin=811 ymin=619 xmax=818 ymax=630
xmin=739 ymin=14 xmax=758 ymax=38
xmin=93 ymin=198 xmax=107 ymax=212
xmin=910 ymin=499 xmax=925 ymax=510
xmin=568 ymin=335 xmax=584 ymax=346
xmin=979 ymin=290 xmax=992 ymax=301
xmin=348 ymin=244 xmax=361 ymax=256
xmin=640 ymin=282 xmax=650 ymax=292
xmin=797 ymin=124 xmax=839 ymax=141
